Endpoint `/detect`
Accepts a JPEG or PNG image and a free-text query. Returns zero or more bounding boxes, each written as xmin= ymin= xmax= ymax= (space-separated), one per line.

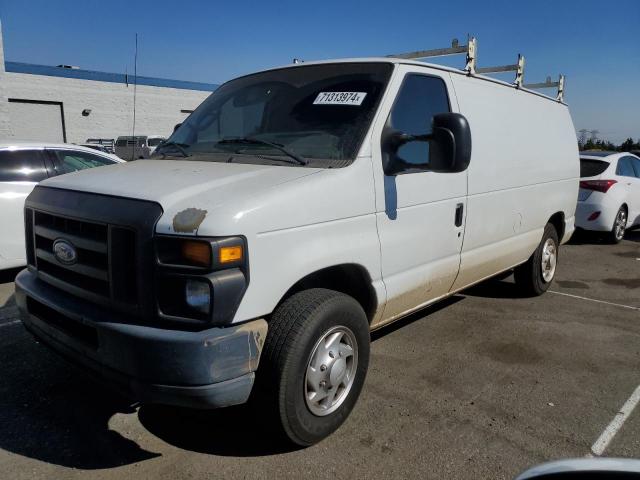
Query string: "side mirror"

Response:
xmin=173 ymin=123 xmax=182 ymax=133
xmin=429 ymin=112 xmax=472 ymax=173
xmin=382 ymin=112 xmax=472 ymax=175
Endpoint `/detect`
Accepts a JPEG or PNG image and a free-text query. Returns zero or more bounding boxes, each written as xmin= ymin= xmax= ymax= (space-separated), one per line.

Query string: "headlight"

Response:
xmin=156 ymin=236 xmax=245 ymax=269
xmin=185 ymin=279 xmax=211 ymax=314
xmin=181 ymin=240 xmax=212 ymax=267
xmin=156 ymin=235 xmax=248 ymax=325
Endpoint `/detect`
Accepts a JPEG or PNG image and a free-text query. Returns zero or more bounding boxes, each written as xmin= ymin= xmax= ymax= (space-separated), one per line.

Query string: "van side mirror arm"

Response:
xmin=382 ymin=113 xmax=471 ymax=176
xmin=390 ymin=132 xmax=433 ymax=148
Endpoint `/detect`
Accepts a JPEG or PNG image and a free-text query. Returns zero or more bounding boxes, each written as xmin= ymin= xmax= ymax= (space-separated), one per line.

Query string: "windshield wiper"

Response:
xmin=217 ymin=137 xmax=307 ymax=165
xmin=156 ymin=141 xmax=190 ymax=157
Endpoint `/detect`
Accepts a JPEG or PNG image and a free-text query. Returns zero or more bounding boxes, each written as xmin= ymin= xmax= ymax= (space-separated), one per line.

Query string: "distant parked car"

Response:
xmin=115 ymin=135 xmax=166 ymax=160
xmin=79 ymin=143 xmax=111 ymax=154
xmin=576 ymin=151 xmax=640 ymax=242
xmin=0 ymin=142 xmax=124 ymax=270
xmin=85 ymin=138 xmax=116 ymax=154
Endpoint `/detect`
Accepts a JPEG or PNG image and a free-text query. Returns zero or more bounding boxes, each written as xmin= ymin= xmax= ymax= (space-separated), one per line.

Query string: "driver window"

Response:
xmin=388 ymin=74 xmax=450 ymax=166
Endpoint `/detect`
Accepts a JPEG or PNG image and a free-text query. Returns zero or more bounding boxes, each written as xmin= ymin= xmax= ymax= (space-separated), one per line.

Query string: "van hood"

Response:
xmin=41 ymin=159 xmax=321 ymax=212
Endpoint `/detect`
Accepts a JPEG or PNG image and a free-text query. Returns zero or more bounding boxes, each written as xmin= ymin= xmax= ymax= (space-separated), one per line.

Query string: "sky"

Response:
xmin=0 ymin=0 xmax=638 ymax=143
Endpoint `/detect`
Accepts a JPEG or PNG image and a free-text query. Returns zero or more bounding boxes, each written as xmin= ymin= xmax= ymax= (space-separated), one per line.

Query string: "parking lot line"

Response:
xmin=591 ymin=385 xmax=640 ymax=456
xmin=549 ymin=290 xmax=640 ymax=311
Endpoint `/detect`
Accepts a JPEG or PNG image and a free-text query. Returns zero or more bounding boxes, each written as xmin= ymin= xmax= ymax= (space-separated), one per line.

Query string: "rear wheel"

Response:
xmin=608 ymin=206 xmax=627 ymax=244
xmin=257 ymin=288 xmax=370 ymax=446
xmin=514 ymin=223 xmax=559 ymax=296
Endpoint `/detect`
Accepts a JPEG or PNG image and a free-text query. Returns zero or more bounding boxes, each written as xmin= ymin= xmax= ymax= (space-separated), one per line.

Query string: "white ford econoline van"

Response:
xmin=16 ymin=58 xmax=579 ymax=445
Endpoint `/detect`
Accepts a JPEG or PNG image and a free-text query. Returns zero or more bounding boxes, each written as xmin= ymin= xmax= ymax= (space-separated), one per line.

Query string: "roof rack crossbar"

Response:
xmin=523 ymin=74 xmax=565 ymax=102
xmin=476 ymin=54 xmax=526 ymax=87
xmin=387 ymin=37 xmax=564 ymax=101
xmin=387 ymin=37 xmax=478 ymax=74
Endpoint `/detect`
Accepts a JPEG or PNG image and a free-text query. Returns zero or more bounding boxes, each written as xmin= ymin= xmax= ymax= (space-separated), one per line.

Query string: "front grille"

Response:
xmin=25 ymin=186 xmax=163 ymax=319
xmin=29 ymin=210 xmax=138 ymax=306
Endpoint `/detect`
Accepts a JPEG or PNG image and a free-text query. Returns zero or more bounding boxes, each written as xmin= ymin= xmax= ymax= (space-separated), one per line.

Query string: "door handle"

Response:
xmin=455 ymin=203 xmax=464 ymax=227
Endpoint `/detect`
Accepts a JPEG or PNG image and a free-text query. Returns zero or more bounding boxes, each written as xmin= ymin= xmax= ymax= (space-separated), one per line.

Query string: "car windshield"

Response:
xmin=580 ymin=158 xmax=609 ymax=178
xmin=158 ymin=63 xmax=393 ymax=167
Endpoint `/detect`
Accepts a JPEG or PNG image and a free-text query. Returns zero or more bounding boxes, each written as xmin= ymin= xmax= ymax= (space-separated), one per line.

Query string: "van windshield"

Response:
xmin=157 ymin=63 xmax=393 ymax=167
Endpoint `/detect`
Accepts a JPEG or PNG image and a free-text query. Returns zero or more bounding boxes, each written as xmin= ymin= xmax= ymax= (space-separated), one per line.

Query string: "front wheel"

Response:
xmin=257 ymin=288 xmax=370 ymax=446
xmin=514 ymin=223 xmax=559 ymax=296
xmin=608 ymin=206 xmax=627 ymax=244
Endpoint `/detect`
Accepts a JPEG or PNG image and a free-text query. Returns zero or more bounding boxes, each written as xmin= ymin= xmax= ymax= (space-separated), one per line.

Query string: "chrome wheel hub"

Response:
xmin=541 ymin=238 xmax=557 ymax=283
xmin=304 ymin=326 xmax=358 ymax=417
xmin=615 ymin=209 xmax=627 ymax=240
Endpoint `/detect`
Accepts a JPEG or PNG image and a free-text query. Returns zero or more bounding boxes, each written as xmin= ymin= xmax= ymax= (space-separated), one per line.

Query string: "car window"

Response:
xmin=0 ymin=149 xmax=48 ymax=182
xmin=148 ymin=138 xmax=164 ymax=147
xmin=616 ymin=157 xmax=636 ymax=178
xmin=51 ymin=150 xmax=116 ymax=175
xmin=626 ymin=157 xmax=640 ymax=178
xmin=387 ymin=74 xmax=450 ymax=166
xmin=579 ymin=158 xmax=610 ymax=178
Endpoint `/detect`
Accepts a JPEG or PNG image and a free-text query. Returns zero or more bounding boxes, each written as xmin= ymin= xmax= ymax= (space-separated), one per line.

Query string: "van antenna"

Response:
xmin=131 ymin=33 xmax=138 ymax=159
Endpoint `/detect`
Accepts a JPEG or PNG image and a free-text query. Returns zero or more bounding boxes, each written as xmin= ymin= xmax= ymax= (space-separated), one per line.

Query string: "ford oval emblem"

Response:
xmin=53 ymin=239 xmax=77 ymax=265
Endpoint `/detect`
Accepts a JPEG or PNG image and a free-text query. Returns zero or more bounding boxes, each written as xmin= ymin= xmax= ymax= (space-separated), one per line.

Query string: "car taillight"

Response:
xmin=579 ymin=179 xmax=617 ymax=193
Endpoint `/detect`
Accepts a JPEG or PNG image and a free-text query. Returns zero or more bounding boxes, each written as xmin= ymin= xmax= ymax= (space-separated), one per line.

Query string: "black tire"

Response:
xmin=607 ymin=206 xmax=627 ymax=244
xmin=256 ymin=288 xmax=370 ymax=446
xmin=514 ymin=223 xmax=559 ymax=296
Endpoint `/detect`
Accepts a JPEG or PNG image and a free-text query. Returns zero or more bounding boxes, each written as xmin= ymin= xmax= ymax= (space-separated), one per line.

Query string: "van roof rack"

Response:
xmin=387 ymin=37 xmax=564 ymax=102
xmin=523 ymin=75 xmax=565 ymax=102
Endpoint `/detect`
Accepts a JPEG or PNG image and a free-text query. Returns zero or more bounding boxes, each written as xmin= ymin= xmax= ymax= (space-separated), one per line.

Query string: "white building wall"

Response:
xmin=2 ymin=72 xmax=211 ymax=143
xmin=0 ymin=20 xmax=12 ymax=138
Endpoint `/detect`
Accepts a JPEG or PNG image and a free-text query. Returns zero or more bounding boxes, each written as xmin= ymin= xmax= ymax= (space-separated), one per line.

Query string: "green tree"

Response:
xmin=619 ymin=138 xmax=635 ymax=152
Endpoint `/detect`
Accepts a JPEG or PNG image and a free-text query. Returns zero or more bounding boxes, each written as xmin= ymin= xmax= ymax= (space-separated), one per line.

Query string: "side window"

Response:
xmin=616 ymin=157 xmax=636 ymax=178
xmin=627 ymin=157 xmax=640 ymax=178
xmin=0 ymin=149 xmax=48 ymax=182
xmin=51 ymin=150 xmax=116 ymax=175
xmin=387 ymin=74 xmax=450 ymax=166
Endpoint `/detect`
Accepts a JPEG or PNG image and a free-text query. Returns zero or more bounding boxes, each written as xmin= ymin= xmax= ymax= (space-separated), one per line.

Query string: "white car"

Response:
xmin=576 ymin=151 xmax=640 ymax=242
xmin=0 ymin=142 xmax=124 ymax=270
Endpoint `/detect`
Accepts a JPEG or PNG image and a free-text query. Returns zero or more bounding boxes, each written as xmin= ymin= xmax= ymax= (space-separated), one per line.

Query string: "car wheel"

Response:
xmin=608 ymin=206 xmax=627 ymax=244
xmin=257 ymin=288 xmax=370 ymax=446
xmin=514 ymin=223 xmax=559 ymax=296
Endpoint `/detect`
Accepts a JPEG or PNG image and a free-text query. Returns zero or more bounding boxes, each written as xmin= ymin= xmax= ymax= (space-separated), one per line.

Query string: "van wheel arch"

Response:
xmin=547 ymin=212 xmax=565 ymax=241
xmin=273 ymin=264 xmax=378 ymax=324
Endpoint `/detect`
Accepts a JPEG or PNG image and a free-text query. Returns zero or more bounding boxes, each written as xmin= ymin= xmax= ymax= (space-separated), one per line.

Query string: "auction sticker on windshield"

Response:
xmin=313 ymin=92 xmax=367 ymax=106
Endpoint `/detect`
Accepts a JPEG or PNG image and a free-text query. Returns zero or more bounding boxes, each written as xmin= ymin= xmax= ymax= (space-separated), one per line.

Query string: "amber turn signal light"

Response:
xmin=181 ymin=240 xmax=211 ymax=267
xmin=219 ymin=245 xmax=243 ymax=264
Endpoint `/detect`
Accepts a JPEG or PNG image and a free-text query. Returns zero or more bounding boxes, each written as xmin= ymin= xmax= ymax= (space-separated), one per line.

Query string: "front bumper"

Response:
xmin=15 ymin=269 xmax=267 ymax=409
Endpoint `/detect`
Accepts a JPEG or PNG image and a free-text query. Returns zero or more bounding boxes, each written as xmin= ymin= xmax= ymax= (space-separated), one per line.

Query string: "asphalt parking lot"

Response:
xmin=0 ymin=230 xmax=638 ymax=479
